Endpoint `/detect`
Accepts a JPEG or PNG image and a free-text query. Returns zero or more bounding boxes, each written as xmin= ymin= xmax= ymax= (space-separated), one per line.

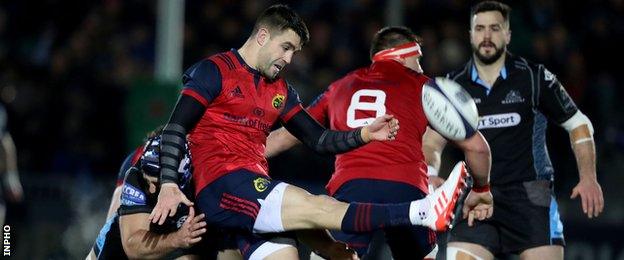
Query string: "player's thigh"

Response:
xmin=519 ymin=245 xmax=563 ymax=260
xmin=280 ymin=184 xmax=348 ymax=230
xmin=243 ymin=236 xmax=299 ymax=260
xmin=446 ymin=242 xmax=494 ymax=260
xmin=262 ymin=245 xmax=299 ymax=260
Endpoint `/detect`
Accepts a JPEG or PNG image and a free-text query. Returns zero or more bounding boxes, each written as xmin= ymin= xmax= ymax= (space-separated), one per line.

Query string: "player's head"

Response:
xmin=470 ymin=1 xmax=511 ymax=65
xmin=370 ymin=26 xmax=424 ymax=73
xmin=140 ymin=135 xmax=192 ymax=189
xmin=250 ymin=4 xmax=309 ymax=79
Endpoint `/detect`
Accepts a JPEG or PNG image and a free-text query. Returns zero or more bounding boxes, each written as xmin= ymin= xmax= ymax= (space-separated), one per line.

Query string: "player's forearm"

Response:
xmin=570 ymin=128 xmax=597 ymax=181
xmin=457 ymin=132 xmax=491 ymax=187
xmin=422 ymin=128 xmax=447 ymax=171
xmin=1 ymin=134 xmax=17 ymax=173
xmin=265 ymin=127 xmax=301 ymax=158
xmin=124 ymin=230 xmax=180 ymax=259
xmin=160 ymin=95 xmax=204 ymax=184
xmin=284 ymin=110 xmax=366 ymax=154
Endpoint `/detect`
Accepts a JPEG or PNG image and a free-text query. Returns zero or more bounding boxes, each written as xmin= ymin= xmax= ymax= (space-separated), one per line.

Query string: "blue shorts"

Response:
xmin=330 ymin=179 xmax=436 ymax=259
xmin=196 ymin=169 xmax=289 ymax=259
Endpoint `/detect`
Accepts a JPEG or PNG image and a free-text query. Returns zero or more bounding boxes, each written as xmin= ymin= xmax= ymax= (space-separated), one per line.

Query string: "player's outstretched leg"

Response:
xmin=411 ymin=161 xmax=468 ymax=231
xmin=252 ymin=162 xmax=467 ymax=234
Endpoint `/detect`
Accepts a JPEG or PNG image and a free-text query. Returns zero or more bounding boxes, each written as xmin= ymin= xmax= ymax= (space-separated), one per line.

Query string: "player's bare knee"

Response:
xmin=447 ymin=242 xmax=493 ymax=260
xmin=519 ymin=245 xmax=563 ymax=260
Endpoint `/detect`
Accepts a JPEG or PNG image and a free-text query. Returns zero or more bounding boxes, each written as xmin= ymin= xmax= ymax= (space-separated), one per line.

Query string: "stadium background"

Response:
xmin=1 ymin=0 xmax=622 ymax=259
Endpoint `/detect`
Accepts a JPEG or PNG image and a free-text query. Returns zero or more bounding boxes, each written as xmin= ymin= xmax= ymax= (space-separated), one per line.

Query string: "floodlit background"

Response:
xmin=1 ymin=0 xmax=622 ymax=259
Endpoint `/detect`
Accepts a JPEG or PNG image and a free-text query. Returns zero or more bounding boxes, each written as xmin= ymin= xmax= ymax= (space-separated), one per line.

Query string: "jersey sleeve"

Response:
xmin=280 ymin=83 xmax=304 ymax=123
xmin=306 ymin=87 xmax=331 ymax=126
xmin=537 ymin=66 xmax=578 ymax=124
xmin=118 ymin=168 xmax=152 ymax=216
xmin=181 ymin=59 xmax=222 ymax=106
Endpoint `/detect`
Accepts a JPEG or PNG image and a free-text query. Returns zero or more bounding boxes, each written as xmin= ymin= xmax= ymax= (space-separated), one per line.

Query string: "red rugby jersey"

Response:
xmin=182 ymin=50 xmax=303 ymax=194
xmin=307 ymin=60 xmax=430 ymax=195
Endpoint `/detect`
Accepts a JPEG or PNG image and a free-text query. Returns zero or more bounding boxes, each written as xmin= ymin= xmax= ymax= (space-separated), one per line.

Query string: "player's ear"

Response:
xmin=505 ymin=29 xmax=511 ymax=45
xmin=256 ymin=27 xmax=270 ymax=47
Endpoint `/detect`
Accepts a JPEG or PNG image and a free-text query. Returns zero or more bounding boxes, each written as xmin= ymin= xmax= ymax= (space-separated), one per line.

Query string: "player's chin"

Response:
xmin=263 ymin=69 xmax=279 ymax=80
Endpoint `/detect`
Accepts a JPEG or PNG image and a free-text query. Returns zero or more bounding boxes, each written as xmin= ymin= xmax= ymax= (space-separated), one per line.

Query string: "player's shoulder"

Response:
xmin=446 ymin=61 xmax=472 ymax=82
xmin=330 ymin=66 xmax=369 ymax=89
xmin=120 ymin=167 xmax=148 ymax=207
xmin=184 ymin=58 xmax=220 ymax=78
xmin=506 ymin=53 xmax=560 ymax=85
xmin=506 ymin=53 xmax=550 ymax=74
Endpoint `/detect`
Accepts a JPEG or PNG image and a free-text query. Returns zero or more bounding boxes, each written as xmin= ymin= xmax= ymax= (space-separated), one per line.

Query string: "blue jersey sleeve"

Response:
xmin=537 ymin=66 xmax=578 ymax=124
xmin=280 ymin=83 xmax=303 ymax=122
xmin=118 ymin=168 xmax=151 ymax=215
xmin=181 ymin=60 xmax=222 ymax=105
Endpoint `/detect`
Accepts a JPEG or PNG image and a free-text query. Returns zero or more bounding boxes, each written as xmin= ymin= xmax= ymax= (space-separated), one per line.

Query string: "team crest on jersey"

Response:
xmin=253 ymin=177 xmax=270 ymax=192
xmin=272 ymin=94 xmax=285 ymax=109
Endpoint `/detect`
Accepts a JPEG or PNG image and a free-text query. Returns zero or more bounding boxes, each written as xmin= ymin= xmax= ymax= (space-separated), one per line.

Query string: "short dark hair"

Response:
xmin=252 ymin=4 xmax=310 ymax=46
xmin=470 ymin=1 xmax=511 ymax=27
xmin=369 ymin=26 xmax=420 ymax=60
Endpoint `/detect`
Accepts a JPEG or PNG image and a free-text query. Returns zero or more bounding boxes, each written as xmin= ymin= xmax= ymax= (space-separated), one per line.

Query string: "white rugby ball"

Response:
xmin=422 ymin=77 xmax=479 ymax=140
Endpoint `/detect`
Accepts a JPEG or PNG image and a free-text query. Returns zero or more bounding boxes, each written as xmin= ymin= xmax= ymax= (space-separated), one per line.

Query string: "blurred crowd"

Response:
xmin=0 ymin=0 xmax=622 ymax=258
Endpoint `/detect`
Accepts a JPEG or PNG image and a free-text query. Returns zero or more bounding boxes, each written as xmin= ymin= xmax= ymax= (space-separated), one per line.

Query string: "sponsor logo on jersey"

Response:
xmin=252 ymin=107 xmax=265 ymax=118
xmin=223 ymin=113 xmax=272 ymax=132
xmin=501 ymin=90 xmax=525 ymax=104
xmin=272 ymin=94 xmax=285 ymax=109
xmin=478 ymin=113 xmax=521 ymax=129
xmin=231 ymin=86 xmax=244 ymax=98
xmin=253 ymin=177 xmax=270 ymax=192
xmin=121 ymin=184 xmax=146 ymax=206
xmin=543 ymin=68 xmax=555 ymax=81
xmin=474 ymin=98 xmax=482 ymax=104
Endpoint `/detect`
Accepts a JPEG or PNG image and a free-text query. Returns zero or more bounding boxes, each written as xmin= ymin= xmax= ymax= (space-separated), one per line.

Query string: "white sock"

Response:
xmin=409 ymin=197 xmax=431 ymax=225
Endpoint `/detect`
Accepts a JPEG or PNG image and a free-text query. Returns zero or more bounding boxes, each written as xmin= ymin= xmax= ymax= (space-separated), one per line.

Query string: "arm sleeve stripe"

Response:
xmin=182 ymin=89 xmax=209 ymax=107
xmin=162 ymin=130 xmax=186 ymax=138
xmin=281 ymin=104 xmax=304 ymax=123
xmin=160 ymin=145 xmax=181 ymax=157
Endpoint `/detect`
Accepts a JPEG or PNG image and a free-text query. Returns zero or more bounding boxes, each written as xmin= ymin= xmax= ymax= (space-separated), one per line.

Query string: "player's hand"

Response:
xmin=316 ymin=242 xmax=359 ymax=260
xmin=570 ymin=178 xmax=604 ymax=218
xmin=462 ymin=190 xmax=493 ymax=227
xmin=173 ymin=207 xmax=207 ymax=248
xmin=362 ymin=114 xmax=399 ymax=142
xmin=149 ymin=183 xmax=193 ymax=225
xmin=428 ymin=176 xmax=445 ymax=190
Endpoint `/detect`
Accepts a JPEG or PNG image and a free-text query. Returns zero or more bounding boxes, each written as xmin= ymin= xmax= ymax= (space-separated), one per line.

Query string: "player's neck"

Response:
xmin=238 ymin=40 xmax=260 ymax=70
xmin=474 ymin=53 xmax=506 ymax=86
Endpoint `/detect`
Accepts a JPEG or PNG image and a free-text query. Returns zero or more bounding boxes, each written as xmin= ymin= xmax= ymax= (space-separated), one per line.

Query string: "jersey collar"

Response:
xmin=470 ymin=60 xmax=508 ymax=95
xmin=231 ymin=48 xmax=262 ymax=76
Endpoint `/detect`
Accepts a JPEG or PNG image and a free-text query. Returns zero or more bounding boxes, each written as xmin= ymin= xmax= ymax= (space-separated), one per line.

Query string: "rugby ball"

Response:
xmin=422 ymin=77 xmax=478 ymax=140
